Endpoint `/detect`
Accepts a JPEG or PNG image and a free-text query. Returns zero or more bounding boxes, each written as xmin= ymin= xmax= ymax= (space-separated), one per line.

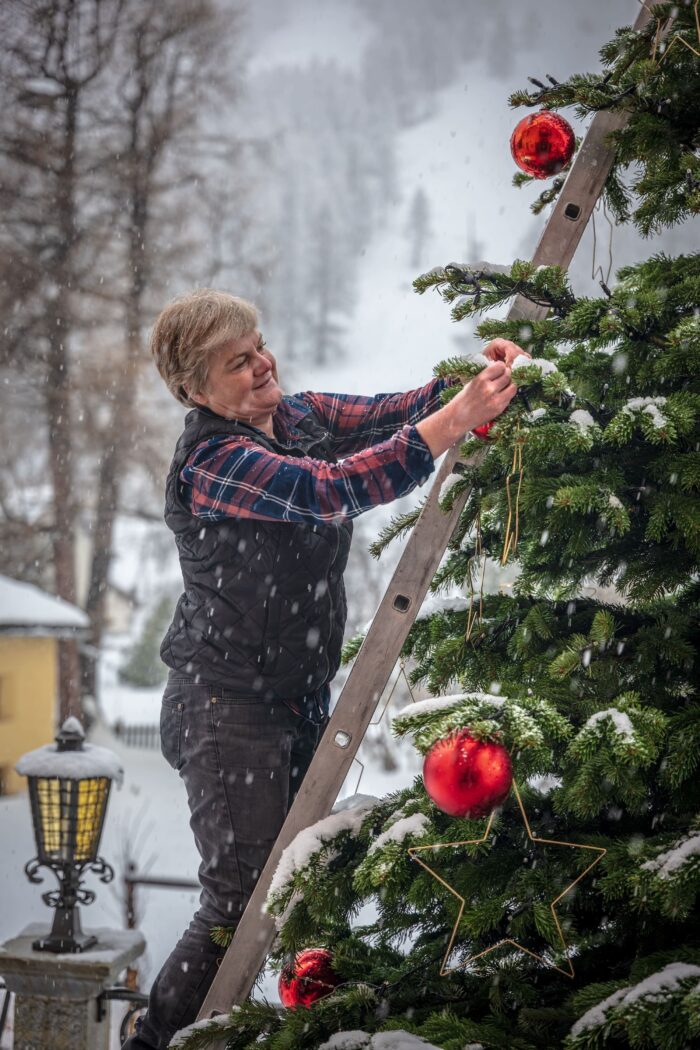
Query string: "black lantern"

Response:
xmin=16 ymin=717 xmax=123 ymax=953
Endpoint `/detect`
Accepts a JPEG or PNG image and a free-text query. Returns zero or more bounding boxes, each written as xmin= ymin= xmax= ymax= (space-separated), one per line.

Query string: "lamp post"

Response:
xmin=15 ymin=716 xmax=123 ymax=953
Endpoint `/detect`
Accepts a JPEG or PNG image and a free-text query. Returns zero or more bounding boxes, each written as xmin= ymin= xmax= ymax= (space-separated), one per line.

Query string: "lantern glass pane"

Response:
xmin=35 ymin=776 xmax=110 ymax=862
xmin=35 ymin=778 xmax=64 ymax=858
xmin=75 ymin=777 xmax=109 ymax=861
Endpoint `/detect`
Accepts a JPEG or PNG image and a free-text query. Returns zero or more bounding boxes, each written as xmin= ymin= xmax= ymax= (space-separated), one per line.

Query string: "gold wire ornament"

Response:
xmin=350 ymin=660 xmax=418 ymax=795
xmin=651 ymin=0 xmax=699 ymax=64
xmin=501 ymin=427 xmax=525 ymax=566
xmin=465 ymin=509 xmax=487 ymax=643
xmin=407 ymin=780 xmax=606 ymax=979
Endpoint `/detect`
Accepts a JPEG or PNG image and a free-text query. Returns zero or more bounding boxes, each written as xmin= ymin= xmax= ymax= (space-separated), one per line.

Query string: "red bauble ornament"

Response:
xmin=510 ymin=111 xmax=575 ymax=179
xmin=472 ymin=421 xmax=495 ymax=440
xmin=423 ymin=729 xmax=513 ymax=818
xmin=278 ymin=948 xmax=340 ymax=1009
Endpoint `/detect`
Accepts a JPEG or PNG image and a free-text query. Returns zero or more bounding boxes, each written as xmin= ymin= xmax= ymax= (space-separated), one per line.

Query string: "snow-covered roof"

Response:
xmin=0 ymin=575 xmax=89 ymax=635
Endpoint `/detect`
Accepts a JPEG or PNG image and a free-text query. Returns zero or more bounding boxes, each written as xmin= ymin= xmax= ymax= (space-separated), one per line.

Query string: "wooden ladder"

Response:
xmin=197 ymin=2 xmax=653 ymax=1025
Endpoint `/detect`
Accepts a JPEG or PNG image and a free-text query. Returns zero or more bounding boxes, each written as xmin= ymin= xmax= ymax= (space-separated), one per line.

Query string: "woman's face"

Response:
xmin=190 ymin=329 xmax=282 ymax=428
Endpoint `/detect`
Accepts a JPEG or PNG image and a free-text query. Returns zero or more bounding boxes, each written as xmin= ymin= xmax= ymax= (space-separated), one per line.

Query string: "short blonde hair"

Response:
xmin=149 ymin=288 xmax=259 ymax=407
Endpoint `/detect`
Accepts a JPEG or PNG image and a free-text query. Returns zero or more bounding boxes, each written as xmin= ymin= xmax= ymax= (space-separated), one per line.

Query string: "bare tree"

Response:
xmin=80 ymin=0 xmax=237 ymax=696
xmin=0 ymin=0 xmax=250 ymax=715
xmin=0 ymin=0 xmax=125 ymax=720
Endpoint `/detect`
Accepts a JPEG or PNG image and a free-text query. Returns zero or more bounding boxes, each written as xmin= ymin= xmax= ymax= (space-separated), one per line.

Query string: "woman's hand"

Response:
xmin=483 ymin=338 xmax=530 ymax=368
xmin=450 ymin=361 xmax=517 ymax=433
xmin=416 ymin=361 xmax=517 ymax=459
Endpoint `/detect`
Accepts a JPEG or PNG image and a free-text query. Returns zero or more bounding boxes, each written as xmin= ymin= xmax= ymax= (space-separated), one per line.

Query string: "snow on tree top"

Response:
xmin=0 ymin=574 xmax=89 ymax=632
xmin=171 ymin=1010 xmax=240 ymax=1048
xmin=367 ymin=812 xmax=430 ymax=855
xmin=621 ymin=396 xmax=668 ymax=429
xmin=570 ymin=963 xmax=700 ymax=1037
xmin=318 ymin=1034 xmax=371 ymax=1050
xmin=438 ymin=472 xmax=463 ymax=502
xmin=16 ymin=730 xmax=124 ymax=786
xmin=569 ymin=409 xmax=596 ymax=431
xmin=513 ymin=356 xmax=558 ymax=374
xmin=318 ymin=1031 xmax=445 ymax=1050
xmin=453 ymin=260 xmax=510 ymax=276
xmin=266 ymin=794 xmax=380 ymax=903
xmin=398 ymin=692 xmax=504 ymax=721
xmin=641 ymin=831 xmax=700 ymax=879
xmin=415 ymin=594 xmax=469 ymax=621
xmin=582 ymin=708 xmax=636 ymax=743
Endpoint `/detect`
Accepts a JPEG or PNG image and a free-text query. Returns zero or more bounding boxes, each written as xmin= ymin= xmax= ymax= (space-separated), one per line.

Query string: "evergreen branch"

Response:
xmin=368 ymin=505 xmax=424 ymax=559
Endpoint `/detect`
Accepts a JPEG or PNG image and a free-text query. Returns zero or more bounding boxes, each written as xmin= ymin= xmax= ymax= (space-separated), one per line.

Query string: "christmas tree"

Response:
xmin=174 ymin=5 xmax=700 ymax=1048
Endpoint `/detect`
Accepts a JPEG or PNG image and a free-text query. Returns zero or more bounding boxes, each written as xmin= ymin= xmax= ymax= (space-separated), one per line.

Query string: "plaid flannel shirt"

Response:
xmin=180 ymin=377 xmax=455 ymax=525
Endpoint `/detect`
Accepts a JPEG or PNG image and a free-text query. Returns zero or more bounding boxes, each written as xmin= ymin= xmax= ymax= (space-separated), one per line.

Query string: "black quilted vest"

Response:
xmin=161 ymin=402 xmax=353 ymax=699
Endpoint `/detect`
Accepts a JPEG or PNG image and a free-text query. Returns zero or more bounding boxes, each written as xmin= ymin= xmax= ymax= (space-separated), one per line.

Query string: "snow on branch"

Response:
xmin=318 ymin=1031 xmax=445 ymax=1050
xmin=641 ymin=831 xmax=700 ymax=880
xmin=367 ymin=812 xmax=431 ymax=856
xmin=569 ymin=963 xmax=700 ymax=1041
xmin=266 ymin=795 xmax=380 ymax=906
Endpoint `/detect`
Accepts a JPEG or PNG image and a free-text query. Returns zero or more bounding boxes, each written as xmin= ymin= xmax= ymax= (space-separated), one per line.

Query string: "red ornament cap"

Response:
xmin=510 ymin=110 xmax=575 ymax=180
xmin=278 ymin=947 xmax=340 ymax=1009
xmin=423 ymin=729 xmax=513 ymax=818
xmin=472 ymin=420 xmax=495 ymax=440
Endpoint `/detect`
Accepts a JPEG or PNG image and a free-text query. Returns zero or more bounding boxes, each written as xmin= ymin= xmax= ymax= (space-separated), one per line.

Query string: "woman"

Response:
xmin=123 ymin=288 xmax=523 ymax=1049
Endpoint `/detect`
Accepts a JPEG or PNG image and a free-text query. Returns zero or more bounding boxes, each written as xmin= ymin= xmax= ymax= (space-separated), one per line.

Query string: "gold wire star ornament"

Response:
xmin=407 ymin=781 xmax=607 ymax=979
xmin=651 ymin=0 xmax=700 ymax=64
xmin=350 ymin=660 xmax=418 ymax=794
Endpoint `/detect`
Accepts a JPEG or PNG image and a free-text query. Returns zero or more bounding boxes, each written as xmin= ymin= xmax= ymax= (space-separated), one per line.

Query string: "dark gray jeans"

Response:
xmin=131 ymin=673 xmax=328 ymax=1049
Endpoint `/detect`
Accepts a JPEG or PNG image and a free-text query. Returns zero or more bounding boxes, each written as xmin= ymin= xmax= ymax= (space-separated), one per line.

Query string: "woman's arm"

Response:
xmin=180 ymin=425 xmax=436 ymax=525
xmin=181 ymin=363 xmax=516 ymax=526
xmin=297 ymin=339 xmax=527 ymax=456
xmin=295 ymin=377 xmax=458 ymax=457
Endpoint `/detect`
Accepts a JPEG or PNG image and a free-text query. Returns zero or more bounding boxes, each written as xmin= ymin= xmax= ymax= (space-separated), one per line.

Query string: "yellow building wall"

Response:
xmin=0 ymin=636 xmax=57 ymax=796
